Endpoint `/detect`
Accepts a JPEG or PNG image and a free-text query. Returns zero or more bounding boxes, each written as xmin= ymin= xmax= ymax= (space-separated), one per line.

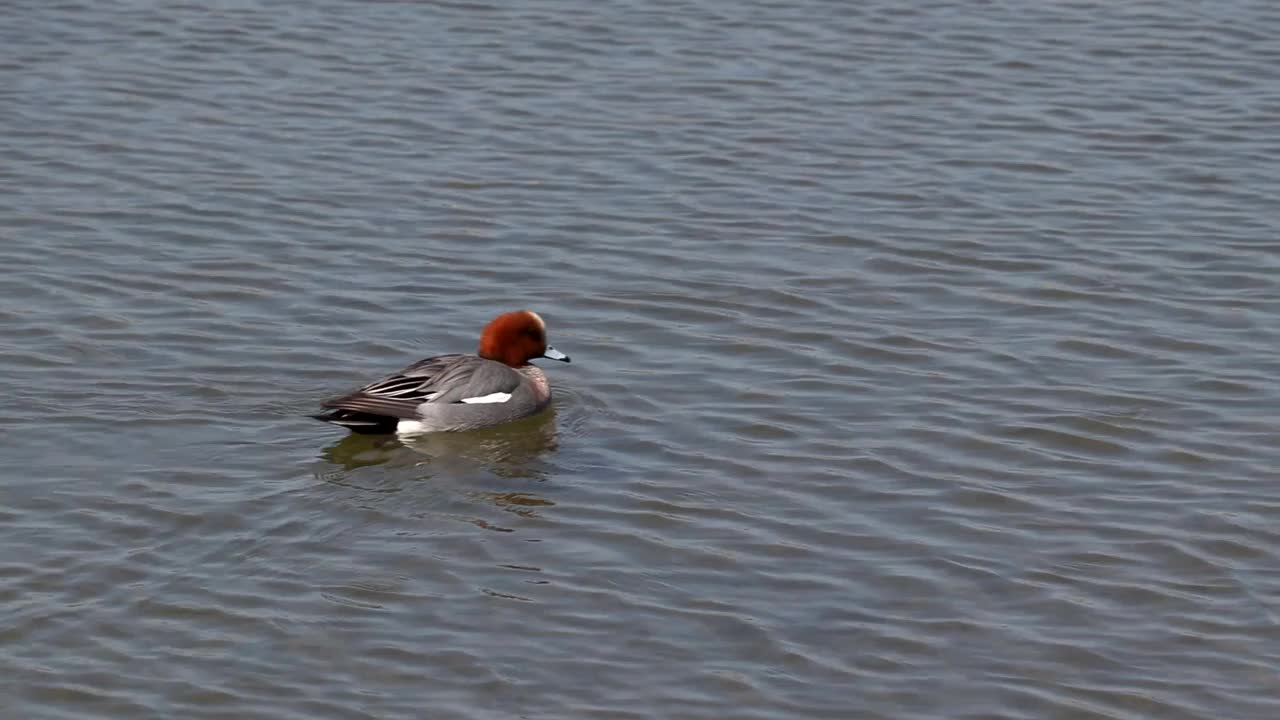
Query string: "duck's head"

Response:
xmin=478 ymin=310 xmax=571 ymax=368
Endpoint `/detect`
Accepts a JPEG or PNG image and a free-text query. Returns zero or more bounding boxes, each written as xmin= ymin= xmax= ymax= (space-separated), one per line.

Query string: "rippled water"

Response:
xmin=4 ymin=1 xmax=1280 ymax=718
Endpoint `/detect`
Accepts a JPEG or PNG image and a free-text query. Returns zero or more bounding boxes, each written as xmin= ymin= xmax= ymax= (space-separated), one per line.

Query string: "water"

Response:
xmin=3 ymin=1 xmax=1280 ymax=718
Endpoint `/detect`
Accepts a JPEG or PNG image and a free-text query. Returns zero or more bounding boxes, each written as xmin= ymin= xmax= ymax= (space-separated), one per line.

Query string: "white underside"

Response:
xmin=459 ymin=391 xmax=512 ymax=404
xmin=396 ymin=420 xmax=429 ymax=434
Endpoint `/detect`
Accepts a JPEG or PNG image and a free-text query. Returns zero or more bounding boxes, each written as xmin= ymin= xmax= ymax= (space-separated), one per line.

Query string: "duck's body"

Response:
xmin=313 ymin=310 xmax=570 ymax=435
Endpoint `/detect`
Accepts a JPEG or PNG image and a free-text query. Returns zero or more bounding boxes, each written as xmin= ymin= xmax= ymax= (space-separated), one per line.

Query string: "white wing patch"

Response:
xmin=459 ymin=392 xmax=513 ymax=404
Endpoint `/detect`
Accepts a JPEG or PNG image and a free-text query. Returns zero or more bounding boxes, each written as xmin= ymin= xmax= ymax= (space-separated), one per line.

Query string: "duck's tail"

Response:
xmin=311 ymin=408 xmax=399 ymax=434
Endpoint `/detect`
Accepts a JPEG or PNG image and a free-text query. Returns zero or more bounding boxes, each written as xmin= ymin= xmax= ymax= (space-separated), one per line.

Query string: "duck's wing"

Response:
xmin=319 ymin=354 xmax=523 ymax=419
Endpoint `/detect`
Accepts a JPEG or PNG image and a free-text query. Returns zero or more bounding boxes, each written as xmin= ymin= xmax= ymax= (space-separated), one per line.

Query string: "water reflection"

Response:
xmin=475 ymin=491 xmax=555 ymax=518
xmin=399 ymin=410 xmax=560 ymax=481
xmin=313 ymin=411 xmax=560 ymax=522
xmin=318 ymin=409 xmax=559 ymax=480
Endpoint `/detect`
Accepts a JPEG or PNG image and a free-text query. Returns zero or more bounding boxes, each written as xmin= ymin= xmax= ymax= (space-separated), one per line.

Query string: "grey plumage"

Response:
xmin=316 ymin=354 xmax=550 ymax=433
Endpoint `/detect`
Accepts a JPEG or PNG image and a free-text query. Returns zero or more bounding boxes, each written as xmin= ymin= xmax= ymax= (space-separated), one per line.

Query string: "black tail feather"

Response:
xmin=311 ymin=409 xmax=399 ymax=434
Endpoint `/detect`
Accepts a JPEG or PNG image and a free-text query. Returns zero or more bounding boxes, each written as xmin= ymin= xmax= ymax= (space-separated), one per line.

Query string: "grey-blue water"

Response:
xmin=3 ymin=1 xmax=1280 ymax=718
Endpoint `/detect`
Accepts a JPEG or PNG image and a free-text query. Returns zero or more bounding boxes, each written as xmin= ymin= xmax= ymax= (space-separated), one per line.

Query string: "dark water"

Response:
xmin=4 ymin=1 xmax=1280 ymax=718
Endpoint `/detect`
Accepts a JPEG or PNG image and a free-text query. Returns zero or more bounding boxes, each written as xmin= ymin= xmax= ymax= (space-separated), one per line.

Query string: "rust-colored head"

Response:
xmin=477 ymin=310 xmax=571 ymax=368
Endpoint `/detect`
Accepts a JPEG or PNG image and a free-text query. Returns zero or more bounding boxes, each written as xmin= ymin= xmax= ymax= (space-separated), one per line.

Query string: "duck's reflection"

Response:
xmin=398 ymin=410 xmax=560 ymax=479
xmin=318 ymin=433 xmax=407 ymax=473
xmin=315 ymin=410 xmax=559 ymax=519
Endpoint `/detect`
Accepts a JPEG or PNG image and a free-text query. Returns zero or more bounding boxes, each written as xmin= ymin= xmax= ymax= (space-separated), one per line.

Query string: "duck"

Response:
xmin=313 ymin=310 xmax=571 ymax=434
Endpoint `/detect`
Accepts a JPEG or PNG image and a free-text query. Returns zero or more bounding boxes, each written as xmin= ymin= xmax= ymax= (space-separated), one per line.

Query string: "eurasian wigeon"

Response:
xmin=313 ymin=310 xmax=571 ymax=434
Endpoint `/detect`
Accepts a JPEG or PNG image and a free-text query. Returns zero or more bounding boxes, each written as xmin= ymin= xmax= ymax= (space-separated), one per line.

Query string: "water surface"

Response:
xmin=3 ymin=1 xmax=1280 ymax=718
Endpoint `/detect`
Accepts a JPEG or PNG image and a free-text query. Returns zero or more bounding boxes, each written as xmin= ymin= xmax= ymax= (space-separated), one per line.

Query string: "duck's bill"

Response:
xmin=542 ymin=346 xmax=571 ymax=362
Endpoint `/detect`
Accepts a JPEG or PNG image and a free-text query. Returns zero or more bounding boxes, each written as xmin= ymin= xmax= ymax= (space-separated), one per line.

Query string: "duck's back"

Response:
xmin=314 ymin=354 xmax=550 ymax=433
